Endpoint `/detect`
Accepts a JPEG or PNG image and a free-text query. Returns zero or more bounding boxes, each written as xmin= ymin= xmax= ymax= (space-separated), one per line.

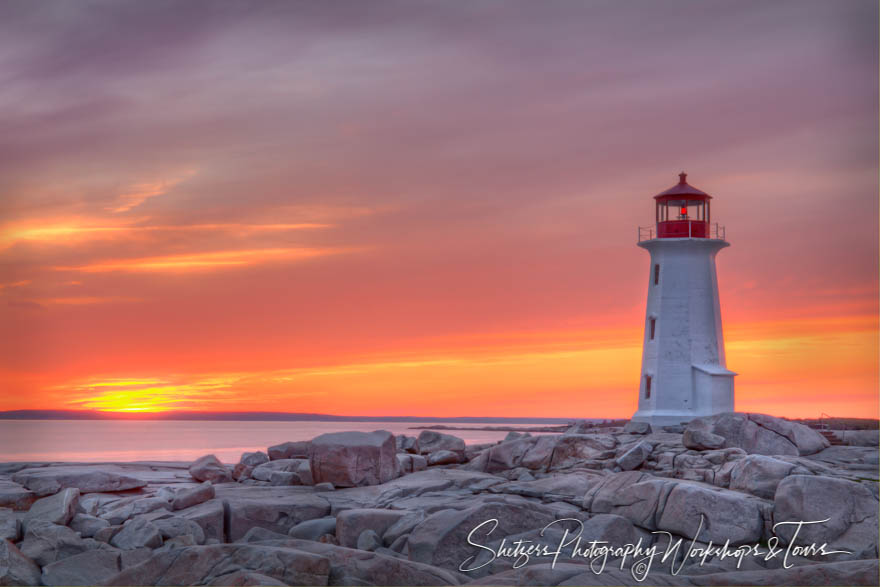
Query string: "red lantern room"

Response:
xmin=654 ymin=172 xmax=711 ymax=238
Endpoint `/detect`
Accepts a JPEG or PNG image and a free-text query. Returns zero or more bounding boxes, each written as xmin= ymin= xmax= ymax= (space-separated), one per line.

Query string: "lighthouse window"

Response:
xmin=654 ymin=264 xmax=660 ymax=285
xmin=650 ymin=318 xmax=656 ymax=340
xmin=644 ymin=375 xmax=652 ymax=399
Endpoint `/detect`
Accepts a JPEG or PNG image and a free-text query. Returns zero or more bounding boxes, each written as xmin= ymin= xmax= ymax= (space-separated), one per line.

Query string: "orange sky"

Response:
xmin=0 ymin=1 xmax=877 ymax=419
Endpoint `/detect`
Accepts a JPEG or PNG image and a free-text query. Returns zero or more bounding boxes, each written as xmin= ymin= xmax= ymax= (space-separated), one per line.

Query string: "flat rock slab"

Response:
xmin=102 ymin=544 xmax=331 ymax=586
xmin=688 ymin=558 xmax=880 ymax=586
xmin=317 ymin=468 xmax=507 ymax=514
xmin=12 ymin=466 xmax=147 ymax=497
xmin=246 ymin=537 xmax=465 ymax=586
xmin=214 ymin=487 xmax=331 ymax=542
xmin=467 ymin=559 xmax=880 ymax=586
xmin=41 ymin=549 xmax=121 ymax=586
xmin=489 ymin=471 xmax=603 ymax=501
xmin=0 ymin=481 xmax=36 ymax=511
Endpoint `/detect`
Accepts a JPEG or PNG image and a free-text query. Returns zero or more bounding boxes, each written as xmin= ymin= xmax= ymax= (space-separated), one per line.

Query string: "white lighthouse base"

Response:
xmin=630 ymin=410 xmax=701 ymax=428
xmin=632 ymin=364 xmax=735 ymax=428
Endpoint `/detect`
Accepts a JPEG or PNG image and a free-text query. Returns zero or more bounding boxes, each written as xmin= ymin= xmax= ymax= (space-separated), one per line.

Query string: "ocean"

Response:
xmin=0 ymin=419 xmax=562 ymax=463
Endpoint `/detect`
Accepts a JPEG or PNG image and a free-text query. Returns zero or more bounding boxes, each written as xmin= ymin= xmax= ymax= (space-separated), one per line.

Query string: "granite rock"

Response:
xmin=0 ymin=539 xmax=41 ymax=587
xmin=309 ymin=430 xmax=399 ymax=488
xmin=189 ymin=455 xmax=232 ymax=483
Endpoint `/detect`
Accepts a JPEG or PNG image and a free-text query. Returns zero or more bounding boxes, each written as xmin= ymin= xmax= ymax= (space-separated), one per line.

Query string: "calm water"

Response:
xmin=0 ymin=420 xmax=561 ymax=463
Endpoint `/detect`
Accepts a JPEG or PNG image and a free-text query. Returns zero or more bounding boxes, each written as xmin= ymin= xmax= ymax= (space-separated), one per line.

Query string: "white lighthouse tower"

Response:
xmin=631 ymin=173 xmax=736 ymax=427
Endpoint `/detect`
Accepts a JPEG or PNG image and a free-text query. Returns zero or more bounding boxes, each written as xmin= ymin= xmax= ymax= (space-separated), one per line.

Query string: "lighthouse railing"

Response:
xmin=640 ymin=222 xmax=726 ymax=241
xmin=710 ymin=223 xmax=726 ymax=240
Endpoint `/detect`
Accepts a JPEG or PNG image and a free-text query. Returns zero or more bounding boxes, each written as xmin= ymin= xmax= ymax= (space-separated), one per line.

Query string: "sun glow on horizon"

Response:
xmin=41 ymin=313 xmax=877 ymax=418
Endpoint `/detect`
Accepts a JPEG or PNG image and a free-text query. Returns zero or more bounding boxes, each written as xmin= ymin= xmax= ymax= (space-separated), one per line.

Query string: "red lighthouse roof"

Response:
xmin=654 ymin=172 xmax=711 ymax=201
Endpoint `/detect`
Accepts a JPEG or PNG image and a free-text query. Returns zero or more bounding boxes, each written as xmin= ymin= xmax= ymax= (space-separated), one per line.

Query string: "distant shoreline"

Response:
xmin=0 ymin=410 xmax=875 ymax=429
xmin=0 ymin=409 xmax=582 ymax=424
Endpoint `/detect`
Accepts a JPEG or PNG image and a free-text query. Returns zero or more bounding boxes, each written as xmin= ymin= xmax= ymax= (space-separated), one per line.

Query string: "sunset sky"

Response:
xmin=1 ymin=1 xmax=877 ymax=418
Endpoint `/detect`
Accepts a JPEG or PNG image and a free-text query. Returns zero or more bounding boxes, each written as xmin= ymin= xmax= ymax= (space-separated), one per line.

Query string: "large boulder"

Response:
xmin=615 ymin=440 xmax=652 ymax=471
xmin=23 ymin=488 xmax=79 ymax=531
xmin=223 ymin=489 xmax=330 ymax=541
xmin=416 ymin=430 xmax=465 ymax=455
xmin=40 ymin=549 xmax=121 ymax=586
xmin=19 ymin=522 xmax=104 ymax=567
xmin=12 ymin=467 xmax=146 ymax=497
xmin=102 ymin=544 xmax=330 ymax=586
xmin=657 ymin=480 xmax=767 ymax=545
xmin=583 ymin=471 xmax=768 ymax=545
xmin=520 ymin=435 xmax=559 ymax=470
xmin=0 ymin=539 xmax=41 ymax=586
xmin=486 ymin=437 xmax=538 ymax=473
xmin=309 ymin=430 xmax=399 ymax=487
xmin=685 ymin=413 xmax=829 ymax=456
xmin=728 ymin=454 xmax=810 ymax=499
xmin=172 ymin=482 xmax=215 ymax=511
xmin=407 ymin=501 xmax=558 ymax=576
xmin=773 ymin=475 xmax=879 ymax=559
xmin=177 ymin=500 xmax=225 ymax=542
xmin=189 ymin=455 xmax=232 ymax=483
xmin=548 ymin=434 xmax=617 ymax=469
xmin=110 ymin=517 xmax=163 ymax=550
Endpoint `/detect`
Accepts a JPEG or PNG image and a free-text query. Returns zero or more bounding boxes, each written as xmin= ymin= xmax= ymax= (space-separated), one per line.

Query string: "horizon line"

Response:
xmin=0 ymin=409 xmax=595 ymax=422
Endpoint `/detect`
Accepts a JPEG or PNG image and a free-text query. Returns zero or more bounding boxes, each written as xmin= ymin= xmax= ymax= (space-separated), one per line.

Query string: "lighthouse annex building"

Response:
xmin=631 ymin=173 xmax=736 ymax=427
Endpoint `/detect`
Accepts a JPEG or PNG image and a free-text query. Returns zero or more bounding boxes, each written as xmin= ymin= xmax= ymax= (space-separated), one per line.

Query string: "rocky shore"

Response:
xmin=1 ymin=412 xmax=877 ymax=586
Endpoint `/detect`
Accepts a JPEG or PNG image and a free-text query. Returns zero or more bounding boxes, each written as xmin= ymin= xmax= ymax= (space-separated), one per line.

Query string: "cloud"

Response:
xmin=0 ymin=219 xmax=331 ymax=248
xmin=0 ymin=280 xmax=30 ymax=290
xmin=26 ymin=296 xmax=143 ymax=306
xmin=53 ymin=246 xmax=361 ymax=273
xmin=108 ymin=169 xmax=196 ymax=213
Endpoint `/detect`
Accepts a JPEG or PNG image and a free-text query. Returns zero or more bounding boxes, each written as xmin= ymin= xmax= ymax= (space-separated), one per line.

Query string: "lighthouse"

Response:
xmin=631 ymin=173 xmax=736 ymax=427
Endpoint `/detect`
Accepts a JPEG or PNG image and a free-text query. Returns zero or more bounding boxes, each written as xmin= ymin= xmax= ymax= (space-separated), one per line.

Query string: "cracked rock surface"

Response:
xmin=0 ymin=412 xmax=876 ymax=586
